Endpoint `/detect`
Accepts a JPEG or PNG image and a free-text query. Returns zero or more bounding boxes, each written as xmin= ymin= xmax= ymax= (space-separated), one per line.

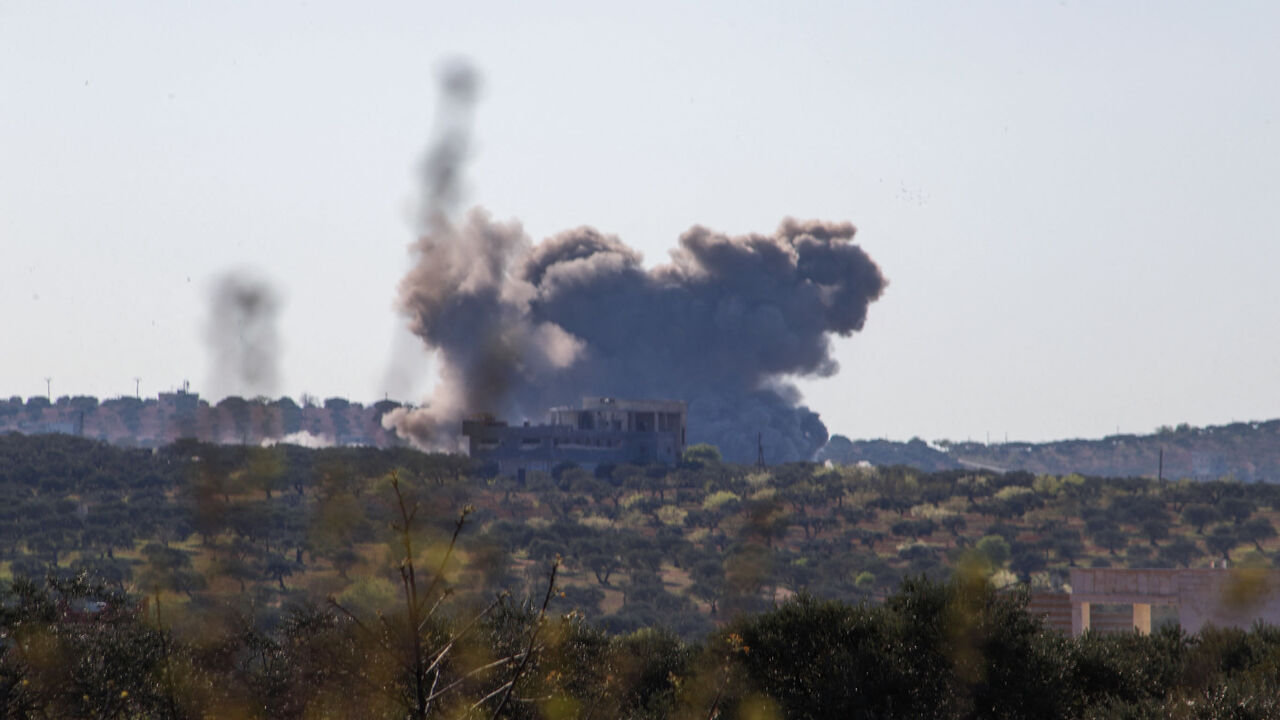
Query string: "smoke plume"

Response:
xmin=384 ymin=64 xmax=886 ymax=462
xmin=205 ymin=271 xmax=281 ymax=400
xmin=380 ymin=60 xmax=479 ymax=402
xmin=386 ymin=210 xmax=886 ymax=461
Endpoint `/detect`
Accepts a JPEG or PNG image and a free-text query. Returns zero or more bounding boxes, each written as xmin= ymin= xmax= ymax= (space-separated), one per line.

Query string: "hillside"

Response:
xmin=6 ymin=433 xmax=1280 ymax=717
xmin=820 ymin=419 xmax=1280 ymax=481
xmin=4 ymin=433 xmax=1280 ymax=642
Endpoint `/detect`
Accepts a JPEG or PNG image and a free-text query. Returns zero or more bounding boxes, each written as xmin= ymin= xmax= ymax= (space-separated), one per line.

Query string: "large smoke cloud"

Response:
xmin=384 ymin=65 xmax=886 ymax=462
xmin=386 ymin=211 xmax=886 ymax=462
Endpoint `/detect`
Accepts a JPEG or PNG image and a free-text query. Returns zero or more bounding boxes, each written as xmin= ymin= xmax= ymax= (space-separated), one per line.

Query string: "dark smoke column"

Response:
xmin=511 ymin=218 xmax=887 ymax=462
xmin=382 ymin=62 xmax=587 ymax=452
xmin=205 ymin=271 xmax=281 ymax=400
xmin=384 ymin=70 xmax=887 ymax=462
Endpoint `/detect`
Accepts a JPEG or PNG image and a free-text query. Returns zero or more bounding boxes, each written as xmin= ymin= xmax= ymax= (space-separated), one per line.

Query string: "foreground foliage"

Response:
xmin=4 ymin=574 xmax=1280 ymax=719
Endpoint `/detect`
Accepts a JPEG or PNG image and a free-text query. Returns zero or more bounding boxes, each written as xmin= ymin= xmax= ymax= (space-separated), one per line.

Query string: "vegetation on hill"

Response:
xmin=5 ymin=432 xmax=1280 ymax=637
xmin=822 ymin=418 xmax=1280 ymax=481
xmin=6 ymin=432 xmax=1280 ymax=716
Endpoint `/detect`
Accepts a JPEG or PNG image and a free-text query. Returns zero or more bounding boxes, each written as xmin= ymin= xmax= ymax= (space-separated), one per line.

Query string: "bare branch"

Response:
xmin=470 ymin=680 xmax=514 ymax=712
xmin=328 ymin=597 xmax=414 ymax=675
xmin=415 ymin=505 xmax=474 ymax=616
xmin=423 ymin=592 xmax=507 ymax=678
xmin=428 ymin=654 xmax=523 ymax=704
xmin=489 ymin=557 xmax=559 ymax=719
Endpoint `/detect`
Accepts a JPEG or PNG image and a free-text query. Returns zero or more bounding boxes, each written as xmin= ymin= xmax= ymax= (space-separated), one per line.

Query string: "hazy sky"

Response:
xmin=3 ymin=1 xmax=1278 ymax=443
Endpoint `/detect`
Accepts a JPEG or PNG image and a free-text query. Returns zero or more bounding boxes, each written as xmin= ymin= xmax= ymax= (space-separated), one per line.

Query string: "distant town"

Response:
xmin=0 ymin=389 xmax=406 ymax=449
xmin=3 ymin=391 xmax=1279 ymax=481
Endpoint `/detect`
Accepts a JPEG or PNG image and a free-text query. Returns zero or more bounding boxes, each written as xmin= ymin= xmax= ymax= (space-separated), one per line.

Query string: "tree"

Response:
xmin=890 ymin=518 xmax=937 ymax=541
xmin=27 ymin=519 xmax=74 ymax=565
xmin=742 ymin=498 xmax=791 ymax=549
xmin=327 ymin=547 xmax=361 ymax=580
xmin=986 ymin=522 xmax=1021 ymax=544
xmin=1218 ymin=497 xmax=1255 ymax=525
xmin=1010 ymin=549 xmax=1047 ymax=581
xmin=1182 ymin=505 xmax=1219 ymax=534
xmin=780 ymin=480 xmax=822 ymax=518
xmin=1049 ymin=529 xmax=1085 ymax=566
xmin=262 ymin=554 xmax=295 ymax=591
xmin=1125 ymin=544 xmax=1154 ymax=567
xmin=989 ymin=488 xmax=1042 ymax=519
xmin=796 ymin=514 xmax=836 ymax=540
xmin=872 ymin=470 xmax=922 ymax=516
xmin=1159 ymin=536 xmax=1201 ymax=568
xmin=1141 ymin=519 xmax=1170 ymax=547
xmin=688 ymin=558 xmax=726 ymax=615
xmin=582 ymin=546 xmax=623 ymax=587
xmin=682 ymin=443 xmax=721 ymax=467
xmin=246 ymin=447 xmax=287 ymax=499
xmin=940 ymin=514 xmax=968 ymax=539
xmin=975 ymin=535 xmax=1011 ymax=568
xmin=854 ymin=529 xmax=885 ymax=550
xmin=1238 ymin=516 xmax=1277 ymax=551
xmin=1205 ymin=525 xmax=1239 ymax=562
xmin=1094 ymin=528 xmax=1130 ymax=556
xmin=1083 ymin=511 xmax=1117 ymax=538
xmin=136 ymin=542 xmax=204 ymax=597
xmin=728 ymin=580 xmax=1074 ymax=720
xmin=1166 ymin=479 xmax=1207 ymax=513
xmin=1110 ymin=494 xmax=1168 ymax=526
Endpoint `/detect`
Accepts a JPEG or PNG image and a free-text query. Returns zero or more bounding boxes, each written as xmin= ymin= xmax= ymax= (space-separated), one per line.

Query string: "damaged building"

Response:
xmin=462 ymin=397 xmax=687 ymax=479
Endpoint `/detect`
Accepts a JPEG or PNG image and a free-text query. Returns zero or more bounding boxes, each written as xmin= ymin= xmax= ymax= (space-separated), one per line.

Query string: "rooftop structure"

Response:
xmin=462 ymin=397 xmax=687 ymax=479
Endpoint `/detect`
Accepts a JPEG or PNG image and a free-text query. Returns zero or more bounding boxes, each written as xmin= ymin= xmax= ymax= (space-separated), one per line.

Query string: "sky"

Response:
xmin=2 ymin=1 xmax=1278 ymax=444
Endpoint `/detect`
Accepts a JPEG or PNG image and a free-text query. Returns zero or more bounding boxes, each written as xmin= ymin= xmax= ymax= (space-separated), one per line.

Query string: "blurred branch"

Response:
xmin=489 ymin=557 xmax=559 ymax=719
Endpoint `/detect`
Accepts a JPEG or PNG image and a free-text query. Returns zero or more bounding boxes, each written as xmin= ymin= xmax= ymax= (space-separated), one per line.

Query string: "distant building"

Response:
xmin=0 ymin=392 xmax=406 ymax=448
xmin=158 ymin=388 xmax=201 ymax=440
xmin=462 ymin=397 xmax=687 ymax=479
xmin=1027 ymin=567 xmax=1280 ymax=636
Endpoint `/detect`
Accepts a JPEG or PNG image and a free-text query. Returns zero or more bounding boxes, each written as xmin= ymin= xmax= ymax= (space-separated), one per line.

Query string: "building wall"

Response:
xmin=1068 ymin=568 xmax=1280 ymax=635
xmin=463 ymin=397 xmax=687 ymax=476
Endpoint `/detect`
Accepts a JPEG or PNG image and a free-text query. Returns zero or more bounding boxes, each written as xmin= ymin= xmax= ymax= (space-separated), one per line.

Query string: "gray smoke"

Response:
xmin=205 ymin=271 xmax=281 ymax=400
xmin=384 ymin=64 xmax=887 ymax=462
xmin=386 ymin=211 xmax=886 ymax=461
xmin=381 ymin=60 xmax=479 ymax=403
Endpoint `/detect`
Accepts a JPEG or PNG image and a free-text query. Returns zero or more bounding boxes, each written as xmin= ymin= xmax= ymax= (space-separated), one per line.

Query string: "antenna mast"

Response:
xmin=756 ymin=432 xmax=766 ymax=469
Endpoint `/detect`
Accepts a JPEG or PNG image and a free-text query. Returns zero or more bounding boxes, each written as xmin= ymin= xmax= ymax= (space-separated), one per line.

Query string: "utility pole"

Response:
xmin=44 ymin=377 xmax=51 ymax=401
xmin=134 ymin=377 xmax=141 ymax=399
xmin=756 ymin=432 xmax=766 ymax=469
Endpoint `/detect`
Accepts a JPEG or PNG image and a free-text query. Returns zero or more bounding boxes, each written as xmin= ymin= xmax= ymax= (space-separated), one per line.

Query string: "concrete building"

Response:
xmin=1029 ymin=567 xmax=1280 ymax=636
xmin=462 ymin=397 xmax=687 ymax=479
xmin=1068 ymin=567 xmax=1280 ymax=635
